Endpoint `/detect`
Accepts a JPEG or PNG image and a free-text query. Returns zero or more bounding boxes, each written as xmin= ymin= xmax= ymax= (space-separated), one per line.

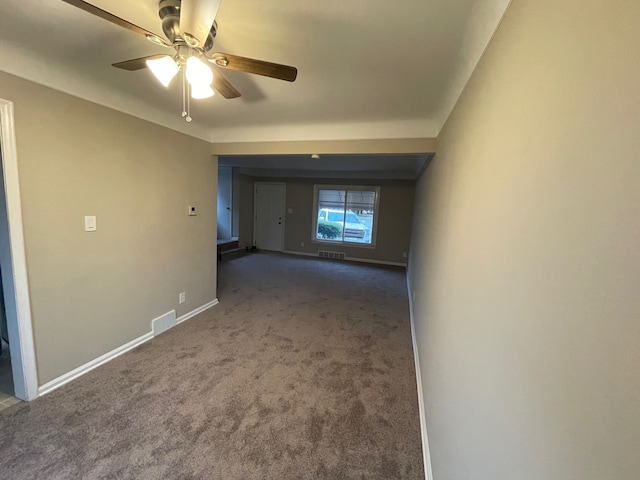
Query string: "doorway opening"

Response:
xmin=216 ymin=166 xmax=251 ymax=262
xmin=0 ymin=271 xmax=16 ymax=409
xmin=217 ymin=166 xmax=233 ymax=241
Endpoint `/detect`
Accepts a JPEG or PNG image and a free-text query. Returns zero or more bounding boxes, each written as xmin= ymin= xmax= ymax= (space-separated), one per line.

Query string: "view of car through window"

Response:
xmin=315 ymin=187 xmax=378 ymax=245
xmin=316 ymin=208 xmax=373 ymax=244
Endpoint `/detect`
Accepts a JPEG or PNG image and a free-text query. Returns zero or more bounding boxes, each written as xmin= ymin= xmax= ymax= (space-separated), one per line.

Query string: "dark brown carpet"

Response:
xmin=0 ymin=253 xmax=424 ymax=479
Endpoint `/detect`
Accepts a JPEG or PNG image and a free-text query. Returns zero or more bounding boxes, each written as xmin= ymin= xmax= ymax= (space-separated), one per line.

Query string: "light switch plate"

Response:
xmin=84 ymin=216 xmax=96 ymax=232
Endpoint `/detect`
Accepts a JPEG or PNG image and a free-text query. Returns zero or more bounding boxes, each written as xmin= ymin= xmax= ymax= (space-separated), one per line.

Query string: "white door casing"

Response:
xmin=0 ymin=99 xmax=39 ymax=400
xmin=254 ymin=182 xmax=286 ymax=251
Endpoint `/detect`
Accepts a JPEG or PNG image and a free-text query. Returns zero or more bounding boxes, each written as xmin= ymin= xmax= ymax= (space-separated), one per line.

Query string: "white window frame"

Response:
xmin=311 ymin=185 xmax=381 ymax=248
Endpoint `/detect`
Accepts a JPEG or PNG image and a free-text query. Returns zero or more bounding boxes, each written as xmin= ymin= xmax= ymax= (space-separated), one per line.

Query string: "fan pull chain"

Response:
xmin=181 ymin=67 xmax=187 ymax=119
xmin=186 ymin=82 xmax=192 ymax=123
xmin=180 ymin=67 xmax=192 ymax=123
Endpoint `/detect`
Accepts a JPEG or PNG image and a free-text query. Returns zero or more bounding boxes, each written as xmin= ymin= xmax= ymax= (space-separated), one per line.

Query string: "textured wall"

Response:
xmin=408 ymin=0 xmax=640 ymax=478
xmin=0 ymin=71 xmax=217 ymax=385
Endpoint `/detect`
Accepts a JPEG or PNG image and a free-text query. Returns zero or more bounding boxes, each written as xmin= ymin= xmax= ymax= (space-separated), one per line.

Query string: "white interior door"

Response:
xmin=217 ymin=166 xmax=232 ymax=239
xmin=254 ymin=182 xmax=286 ymax=251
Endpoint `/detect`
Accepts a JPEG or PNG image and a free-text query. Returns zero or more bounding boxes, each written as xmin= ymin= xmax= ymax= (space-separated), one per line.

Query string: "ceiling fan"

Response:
xmin=62 ymin=0 xmax=298 ymax=121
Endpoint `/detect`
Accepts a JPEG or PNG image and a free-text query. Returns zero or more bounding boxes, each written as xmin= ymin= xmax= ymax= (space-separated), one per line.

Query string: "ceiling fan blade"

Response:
xmin=112 ymin=55 xmax=168 ymax=71
xmin=209 ymin=53 xmax=298 ymax=82
xmin=211 ymin=70 xmax=241 ymax=99
xmin=61 ymin=0 xmax=157 ymax=38
xmin=180 ymin=0 xmax=221 ymax=47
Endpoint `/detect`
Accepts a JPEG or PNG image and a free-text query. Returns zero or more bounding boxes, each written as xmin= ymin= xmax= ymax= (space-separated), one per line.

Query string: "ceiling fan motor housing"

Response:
xmin=158 ymin=0 xmax=217 ymax=51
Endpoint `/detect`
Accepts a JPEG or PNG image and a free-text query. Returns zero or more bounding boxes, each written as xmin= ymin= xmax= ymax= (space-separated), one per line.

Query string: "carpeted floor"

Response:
xmin=0 ymin=253 xmax=424 ymax=479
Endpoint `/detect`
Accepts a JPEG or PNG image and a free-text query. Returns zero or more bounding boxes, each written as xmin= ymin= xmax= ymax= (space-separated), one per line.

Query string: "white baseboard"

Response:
xmin=407 ymin=275 xmax=434 ymax=480
xmin=346 ymin=256 xmax=406 ymax=267
xmin=282 ymin=250 xmax=407 ymax=267
xmin=177 ymin=298 xmax=219 ymax=324
xmin=38 ymin=298 xmax=220 ymax=397
xmin=38 ymin=331 xmax=153 ymax=396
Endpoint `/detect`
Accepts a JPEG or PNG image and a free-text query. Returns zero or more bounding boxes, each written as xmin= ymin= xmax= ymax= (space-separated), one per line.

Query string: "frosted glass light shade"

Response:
xmin=146 ymin=56 xmax=179 ymax=87
xmin=191 ymin=84 xmax=215 ymax=99
xmin=185 ymin=57 xmax=213 ymax=87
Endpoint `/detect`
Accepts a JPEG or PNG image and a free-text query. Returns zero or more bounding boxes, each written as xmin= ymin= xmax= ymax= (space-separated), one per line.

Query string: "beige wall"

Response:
xmin=408 ymin=1 xmax=640 ymax=479
xmin=0 ymin=72 xmax=218 ymax=385
xmin=253 ymin=177 xmax=414 ymax=264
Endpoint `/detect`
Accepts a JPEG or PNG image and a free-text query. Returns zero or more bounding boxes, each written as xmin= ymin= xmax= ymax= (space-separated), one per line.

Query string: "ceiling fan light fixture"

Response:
xmin=68 ymin=0 xmax=298 ymax=123
xmin=146 ymin=56 xmax=179 ymax=87
xmin=185 ymin=56 xmax=213 ymax=87
xmin=191 ymin=84 xmax=215 ymax=99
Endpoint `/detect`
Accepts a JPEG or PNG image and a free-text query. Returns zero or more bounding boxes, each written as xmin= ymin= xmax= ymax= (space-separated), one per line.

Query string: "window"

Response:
xmin=312 ymin=185 xmax=380 ymax=246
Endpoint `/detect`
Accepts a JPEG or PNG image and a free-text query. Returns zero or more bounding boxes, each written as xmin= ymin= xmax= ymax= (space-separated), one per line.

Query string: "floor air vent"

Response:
xmin=318 ymin=250 xmax=346 ymax=260
xmin=152 ymin=310 xmax=177 ymax=336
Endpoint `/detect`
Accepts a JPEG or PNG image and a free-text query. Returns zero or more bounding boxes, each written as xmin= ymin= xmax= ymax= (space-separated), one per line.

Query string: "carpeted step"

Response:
xmin=217 ymin=239 xmax=239 ymax=252
xmin=217 ymin=246 xmax=247 ymax=261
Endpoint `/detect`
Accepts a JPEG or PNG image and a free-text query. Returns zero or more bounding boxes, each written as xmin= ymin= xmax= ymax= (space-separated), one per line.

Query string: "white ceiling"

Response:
xmin=0 ymin=0 xmax=510 ymax=143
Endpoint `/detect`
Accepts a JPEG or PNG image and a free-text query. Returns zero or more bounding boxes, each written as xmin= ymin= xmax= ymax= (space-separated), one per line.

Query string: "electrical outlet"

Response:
xmin=402 ymin=251 xmax=407 ymax=258
xmin=301 ymin=242 xmax=304 ymax=247
xmin=179 ymin=292 xmax=186 ymax=304
xmin=187 ymin=206 xmax=197 ymax=216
